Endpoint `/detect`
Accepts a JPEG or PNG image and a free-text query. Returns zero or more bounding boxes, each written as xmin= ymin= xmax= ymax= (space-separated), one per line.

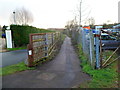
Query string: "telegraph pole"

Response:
xmin=79 ymin=0 xmax=82 ymax=28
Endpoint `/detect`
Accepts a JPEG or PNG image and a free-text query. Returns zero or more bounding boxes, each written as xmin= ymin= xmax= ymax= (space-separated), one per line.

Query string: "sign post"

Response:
xmin=5 ymin=30 xmax=13 ymax=48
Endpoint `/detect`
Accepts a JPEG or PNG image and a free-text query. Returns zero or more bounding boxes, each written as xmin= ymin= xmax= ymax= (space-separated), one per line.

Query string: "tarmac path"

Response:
xmin=1 ymin=49 xmax=27 ymax=67
xmin=2 ymin=36 xmax=91 ymax=88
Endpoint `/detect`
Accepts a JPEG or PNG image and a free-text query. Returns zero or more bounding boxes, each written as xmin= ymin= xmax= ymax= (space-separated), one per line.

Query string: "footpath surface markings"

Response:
xmin=3 ymin=36 xmax=91 ymax=88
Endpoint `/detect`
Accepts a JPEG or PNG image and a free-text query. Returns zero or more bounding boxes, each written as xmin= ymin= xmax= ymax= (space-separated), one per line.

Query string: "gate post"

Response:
xmin=27 ymin=44 xmax=34 ymax=67
xmin=95 ymin=26 xmax=103 ymax=69
xmin=89 ymin=29 xmax=95 ymax=67
xmin=95 ymin=34 xmax=100 ymax=69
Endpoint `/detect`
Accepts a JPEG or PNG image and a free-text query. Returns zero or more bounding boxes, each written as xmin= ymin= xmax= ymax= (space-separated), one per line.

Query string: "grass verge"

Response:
xmin=77 ymin=44 xmax=118 ymax=88
xmin=0 ymin=62 xmax=36 ymax=76
xmin=7 ymin=46 xmax=27 ymax=51
xmin=61 ymin=34 xmax=66 ymax=41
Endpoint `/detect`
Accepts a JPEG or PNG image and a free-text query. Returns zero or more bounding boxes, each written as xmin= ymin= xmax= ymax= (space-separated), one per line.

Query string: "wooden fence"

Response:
xmin=26 ymin=32 xmax=62 ymax=67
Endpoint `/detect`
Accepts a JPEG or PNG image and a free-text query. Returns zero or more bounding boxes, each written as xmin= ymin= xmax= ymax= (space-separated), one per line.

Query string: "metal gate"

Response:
xmin=27 ymin=32 xmax=61 ymax=67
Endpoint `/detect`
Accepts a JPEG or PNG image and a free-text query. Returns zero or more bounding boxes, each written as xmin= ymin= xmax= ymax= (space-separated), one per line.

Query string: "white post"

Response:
xmin=5 ymin=30 xmax=13 ymax=48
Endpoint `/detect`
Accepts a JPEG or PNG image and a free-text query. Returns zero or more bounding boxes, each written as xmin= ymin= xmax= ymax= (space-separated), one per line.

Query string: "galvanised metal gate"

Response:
xmin=27 ymin=32 xmax=61 ymax=67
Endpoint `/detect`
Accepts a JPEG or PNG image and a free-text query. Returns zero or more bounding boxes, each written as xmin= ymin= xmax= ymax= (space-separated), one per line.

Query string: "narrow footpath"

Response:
xmin=2 ymin=36 xmax=91 ymax=88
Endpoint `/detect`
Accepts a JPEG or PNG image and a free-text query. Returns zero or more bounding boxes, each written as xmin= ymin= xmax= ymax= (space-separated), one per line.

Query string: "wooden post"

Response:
xmin=27 ymin=44 xmax=34 ymax=67
xmin=45 ymin=33 xmax=48 ymax=57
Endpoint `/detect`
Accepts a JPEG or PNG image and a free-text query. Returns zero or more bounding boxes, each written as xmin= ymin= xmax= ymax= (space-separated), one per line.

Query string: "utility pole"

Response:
xmin=79 ymin=0 xmax=82 ymax=28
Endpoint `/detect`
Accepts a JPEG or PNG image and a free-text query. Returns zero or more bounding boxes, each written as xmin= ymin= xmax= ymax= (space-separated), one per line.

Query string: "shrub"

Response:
xmin=10 ymin=25 xmax=52 ymax=47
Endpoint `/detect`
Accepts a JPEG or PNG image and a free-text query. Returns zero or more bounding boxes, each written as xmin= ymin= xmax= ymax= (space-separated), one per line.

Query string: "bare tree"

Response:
xmin=75 ymin=0 xmax=92 ymax=26
xmin=65 ymin=17 xmax=78 ymax=30
xmin=9 ymin=7 xmax=33 ymax=25
xmin=85 ymin=17 xmax=95 ymax=25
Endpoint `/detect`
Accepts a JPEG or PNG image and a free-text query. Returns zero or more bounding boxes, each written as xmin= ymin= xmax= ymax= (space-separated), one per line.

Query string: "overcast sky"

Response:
xmin=0 ymin=0 xmax=119 ymax=28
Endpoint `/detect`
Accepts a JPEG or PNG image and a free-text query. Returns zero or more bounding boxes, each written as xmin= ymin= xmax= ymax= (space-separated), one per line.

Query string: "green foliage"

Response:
xmin=10 ymin=25 xmax=53 ymax=47
xmin=103 ymin=23 xmax=119 ymax=29
xmin=61 ymin=34 xmax=66 ymax=41
xmin=84 ymin=64 xmax=118 ymax=88
xmin=7 ymin=46 xmax=27 ymax=51
xmin=2 ymin=25 xmax=8 ymax=33
xmin=78 ymin=44 xmax=118 ymax=88
xmin=0 ymin=62 xmax=36 ymax=76
xmin=90 ymin=25 xmax=95 ymax=29
xmin=102 ymin=50 xmax=118 ymax=62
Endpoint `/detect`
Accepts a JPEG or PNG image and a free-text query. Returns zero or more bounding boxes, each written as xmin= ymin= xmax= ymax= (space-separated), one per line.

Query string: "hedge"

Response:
xmin=10 ymin=25 xmax=53 ymax=47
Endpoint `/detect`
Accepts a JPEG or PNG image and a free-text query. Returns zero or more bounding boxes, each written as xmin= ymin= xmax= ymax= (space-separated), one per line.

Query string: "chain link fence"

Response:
xmin=65 ymin=28 xmax=96 ymax=68
xmin=66 ymin=28 xmax=100 ymax=68
xmin=65 ymin=27 xmax=120 ymax=69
